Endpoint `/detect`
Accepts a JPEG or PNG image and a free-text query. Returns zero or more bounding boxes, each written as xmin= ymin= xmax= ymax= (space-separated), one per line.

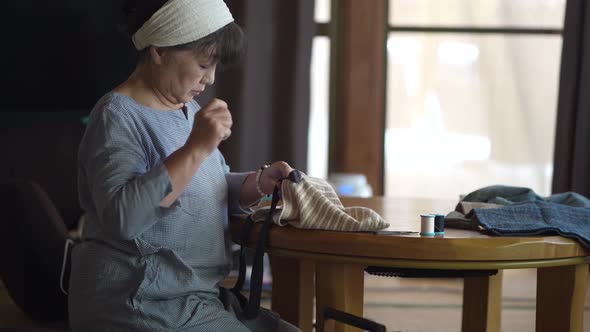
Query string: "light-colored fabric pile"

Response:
xmin=251 ymin=175 xmax=389 ymax=232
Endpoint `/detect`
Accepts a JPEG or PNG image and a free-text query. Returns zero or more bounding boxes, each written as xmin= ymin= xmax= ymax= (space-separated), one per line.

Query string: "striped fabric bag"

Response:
xmin=231 ymin=171 xmax=388 ymax=321
xmin=251 ymin=174 xmax=389 ymax=232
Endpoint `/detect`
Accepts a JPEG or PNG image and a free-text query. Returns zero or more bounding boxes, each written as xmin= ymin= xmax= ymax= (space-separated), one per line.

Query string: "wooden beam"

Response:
xmin=330 ymin=0 xmax=387 ymax=195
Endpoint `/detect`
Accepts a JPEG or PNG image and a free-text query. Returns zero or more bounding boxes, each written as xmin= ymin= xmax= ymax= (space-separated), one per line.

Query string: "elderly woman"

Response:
xmin=69 ymin=0 xmax=298 ymax=331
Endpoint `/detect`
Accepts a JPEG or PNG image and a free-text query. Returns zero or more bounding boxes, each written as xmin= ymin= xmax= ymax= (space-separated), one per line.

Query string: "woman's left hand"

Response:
xmin=259 ymin=161 xmax=294 ymax=194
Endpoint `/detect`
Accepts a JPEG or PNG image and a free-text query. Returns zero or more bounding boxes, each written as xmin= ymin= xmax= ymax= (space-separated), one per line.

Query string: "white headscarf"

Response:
xmin=132 ymin=0 xmax=234 ymax=51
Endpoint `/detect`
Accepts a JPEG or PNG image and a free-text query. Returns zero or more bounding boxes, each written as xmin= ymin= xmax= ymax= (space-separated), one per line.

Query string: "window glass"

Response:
xmin=308 ymin=36 xmax=331 ymax=179
xmin=385 ymin=33 xmax=562 ymax=197
xmin=315 ymin=0 xmax=331 ymax=24
xmin=389 ymin=0 xmax=565 ymax=29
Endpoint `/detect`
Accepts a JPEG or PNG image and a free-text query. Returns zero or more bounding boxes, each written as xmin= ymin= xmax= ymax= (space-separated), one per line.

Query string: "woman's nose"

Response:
xmin=202 ymin=69 xmax=215 ymax=85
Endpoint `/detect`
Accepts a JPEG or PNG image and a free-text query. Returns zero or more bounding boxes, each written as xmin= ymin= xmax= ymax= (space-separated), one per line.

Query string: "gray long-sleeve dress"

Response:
xmin=69 ymin=92 xmax=253 ymax=331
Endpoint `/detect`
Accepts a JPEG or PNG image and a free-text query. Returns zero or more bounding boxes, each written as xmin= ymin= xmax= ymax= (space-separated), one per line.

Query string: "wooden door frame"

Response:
xmin=328 ymin=0 xmax=388 ymax=195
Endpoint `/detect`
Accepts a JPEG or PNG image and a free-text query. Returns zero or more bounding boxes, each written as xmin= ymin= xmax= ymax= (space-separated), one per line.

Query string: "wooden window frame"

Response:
xmin=325 ymin=1 xmax=563 ymax=196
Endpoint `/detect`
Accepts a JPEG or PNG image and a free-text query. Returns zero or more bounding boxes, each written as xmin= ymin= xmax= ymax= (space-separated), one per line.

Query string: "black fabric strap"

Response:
xmin=244 ymin=185 xmax=280 ymax=318
xmin=232 ymin=169 xmax=302 ymax=319
xmin=230 ymin=215 xmax=256 ymax=307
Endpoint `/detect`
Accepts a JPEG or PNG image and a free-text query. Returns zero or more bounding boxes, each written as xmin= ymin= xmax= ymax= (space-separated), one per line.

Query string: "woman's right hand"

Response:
xmin=186 ymin=98 xmax=233 ymax=154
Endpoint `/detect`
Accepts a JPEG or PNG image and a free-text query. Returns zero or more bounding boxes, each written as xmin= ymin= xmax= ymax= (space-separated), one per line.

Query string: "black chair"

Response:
xmin=0 ymin=179 xmax=71 ymax=329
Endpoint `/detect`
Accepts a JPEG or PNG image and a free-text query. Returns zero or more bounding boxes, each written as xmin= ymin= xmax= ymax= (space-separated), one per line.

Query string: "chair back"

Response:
xmin=0 ymin=179 xmax=69 ymax=322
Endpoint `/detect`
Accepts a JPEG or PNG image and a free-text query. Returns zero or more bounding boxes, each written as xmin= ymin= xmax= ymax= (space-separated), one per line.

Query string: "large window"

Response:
xmin=385 ymin=0 xmax=565 ymax=198
xmin=307 ymin=0 xmax=331 ymax=179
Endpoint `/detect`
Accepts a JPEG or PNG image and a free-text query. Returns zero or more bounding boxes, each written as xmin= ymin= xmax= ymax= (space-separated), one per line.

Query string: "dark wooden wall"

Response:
xmin=0 ymin=112 xmax=86 ymax=228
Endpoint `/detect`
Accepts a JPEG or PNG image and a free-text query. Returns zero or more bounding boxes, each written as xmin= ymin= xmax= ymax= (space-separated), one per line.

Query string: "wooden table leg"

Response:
xmin=536 ymin=263 xmax=588 ymax=332
xmin=315 ymin=263 xmax=365 ymax=332
xmin=270 ymin=256 xmax=315 ymax=332
xmin=462 ymin=270 xmax=503 ymax=332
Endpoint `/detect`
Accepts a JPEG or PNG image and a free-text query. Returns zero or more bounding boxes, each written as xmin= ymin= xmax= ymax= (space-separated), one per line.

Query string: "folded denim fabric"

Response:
xmin=462 ymin=185 xmax=590 ymax=207
xmin=445 ymin=211 xmax=482 ymax=231
xmin=469 ymin=201 xmax=590 ymax=249
xmin=456 ymin=201 xmax=503 ymax=215
xmin=445 ymin=202 xmax=502 ymax=230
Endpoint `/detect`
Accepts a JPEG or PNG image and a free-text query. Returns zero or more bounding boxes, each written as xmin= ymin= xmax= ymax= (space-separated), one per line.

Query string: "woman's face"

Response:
xmin=152 ymin=48 xmax=217 ymax=105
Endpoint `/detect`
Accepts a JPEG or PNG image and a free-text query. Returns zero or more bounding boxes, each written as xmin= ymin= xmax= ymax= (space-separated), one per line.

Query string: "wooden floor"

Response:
xmin=2 ymin=269 xmax=590 ymax=331
xmin=360 ymin=268 xmax=590 ymax=332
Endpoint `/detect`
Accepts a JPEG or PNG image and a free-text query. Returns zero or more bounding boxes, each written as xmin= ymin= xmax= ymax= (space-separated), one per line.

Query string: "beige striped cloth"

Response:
xmin=251 ymin=175 xmax=389 ymax=231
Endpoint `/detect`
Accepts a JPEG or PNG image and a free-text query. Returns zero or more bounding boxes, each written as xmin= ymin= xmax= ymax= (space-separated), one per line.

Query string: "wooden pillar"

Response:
xmin=330 ymin=0 xmax=388 ymax=195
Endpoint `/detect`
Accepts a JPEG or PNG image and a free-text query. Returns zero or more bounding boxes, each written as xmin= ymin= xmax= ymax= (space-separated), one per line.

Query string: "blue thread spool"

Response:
xmin=434 ymin=214 xmax=445 ymax=235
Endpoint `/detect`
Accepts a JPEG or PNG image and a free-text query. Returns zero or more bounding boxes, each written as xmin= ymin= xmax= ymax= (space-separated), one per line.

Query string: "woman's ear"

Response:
xmin=149 ymin=46 xmax=166 ymax=65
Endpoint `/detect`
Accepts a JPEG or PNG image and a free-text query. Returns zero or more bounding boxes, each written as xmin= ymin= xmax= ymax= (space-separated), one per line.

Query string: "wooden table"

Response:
xmin=229 ymin=197 xmax=590 ymax=332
